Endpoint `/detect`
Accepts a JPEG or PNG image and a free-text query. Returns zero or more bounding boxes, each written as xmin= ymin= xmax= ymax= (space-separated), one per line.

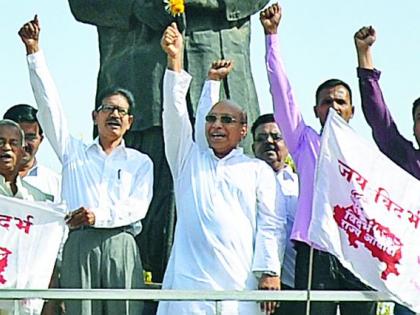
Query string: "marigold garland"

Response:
xmin=164 ymin=0 xmax=185 ymax=16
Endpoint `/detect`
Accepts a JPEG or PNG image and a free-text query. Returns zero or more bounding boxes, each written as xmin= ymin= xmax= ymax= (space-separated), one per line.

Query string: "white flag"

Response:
xmin=0 ymin=195 xmax=66 ymax=314
xmin=309 ymin=110 xmax=420 ymax=313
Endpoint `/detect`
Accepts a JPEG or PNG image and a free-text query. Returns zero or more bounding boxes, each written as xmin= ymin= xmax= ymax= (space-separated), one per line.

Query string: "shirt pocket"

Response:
xmin=116 ymin=169 xmax=134 ymax=200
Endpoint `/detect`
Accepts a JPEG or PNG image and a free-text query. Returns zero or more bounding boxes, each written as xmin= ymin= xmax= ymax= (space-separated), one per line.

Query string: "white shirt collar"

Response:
xmin=27 ymin=160 xmax=39 ymax=176
xmin=0 ymin=174 xmax=25 ymax=196
xmin=279 ymin=164 xmax=296 ymax=181
xmin=207 ymin=146 xmax=244 ymax=161
xmin=87 ymin=137 xmax=128 ymax=159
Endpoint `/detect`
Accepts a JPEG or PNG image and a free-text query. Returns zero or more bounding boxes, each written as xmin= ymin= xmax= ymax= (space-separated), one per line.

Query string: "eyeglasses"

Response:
xmin=97 ymin=104 xmax=130 ymax=116
xmin=205 ymin=114 xmax=244 ymax=124
xmin=254 ymin=132 xmax=283 ymax=142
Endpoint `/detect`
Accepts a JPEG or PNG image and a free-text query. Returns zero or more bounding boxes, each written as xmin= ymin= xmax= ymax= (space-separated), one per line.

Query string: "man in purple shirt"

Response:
xmin=260 ymin=4 xmax=376 ymax=315
xmin=355 ymin=25 xmax=418 ymax=315
xmin=355 ymin=26 xmax=420 ymax=180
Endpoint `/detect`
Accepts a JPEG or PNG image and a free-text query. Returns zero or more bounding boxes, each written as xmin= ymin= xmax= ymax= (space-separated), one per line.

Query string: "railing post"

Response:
xmin=215 ymin=300 xmax=222 ymax=315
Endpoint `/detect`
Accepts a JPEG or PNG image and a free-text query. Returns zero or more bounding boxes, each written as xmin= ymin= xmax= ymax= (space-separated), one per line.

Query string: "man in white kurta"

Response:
xmin=158 ymin=24 xmax=287 ymax=315
xmin=0 ymin=119 xmax=51 ymax=315
xmin=251 ymin=114 xmax=299 ymax=315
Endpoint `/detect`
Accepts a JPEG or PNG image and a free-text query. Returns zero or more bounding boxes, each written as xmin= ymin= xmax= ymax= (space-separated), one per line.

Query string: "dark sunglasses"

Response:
xmin=255 ymin=132 xmax=283 ymax=142
xmin=205 ymin=114 xmax=244 ymax=124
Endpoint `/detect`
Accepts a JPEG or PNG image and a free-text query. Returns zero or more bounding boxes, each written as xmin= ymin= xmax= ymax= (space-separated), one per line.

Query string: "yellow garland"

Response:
xmin=164 ymin=0 xmax=185 ymax=16
xmin=285 ymin=154 xmax=297 ymax=173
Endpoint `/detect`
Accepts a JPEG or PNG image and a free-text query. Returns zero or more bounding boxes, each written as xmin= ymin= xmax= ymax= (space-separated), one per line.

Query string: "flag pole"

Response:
xmin=305 ymin=246 xmax=314 ymax=315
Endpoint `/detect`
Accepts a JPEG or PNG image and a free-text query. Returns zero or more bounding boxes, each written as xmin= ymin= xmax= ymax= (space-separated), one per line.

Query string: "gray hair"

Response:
xmin=0 ymin=119 xmax=25 ymax=146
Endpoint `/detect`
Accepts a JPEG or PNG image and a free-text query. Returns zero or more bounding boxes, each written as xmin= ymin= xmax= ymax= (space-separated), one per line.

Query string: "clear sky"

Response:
xmin=2 ymin=1 xmax=419 ymax=172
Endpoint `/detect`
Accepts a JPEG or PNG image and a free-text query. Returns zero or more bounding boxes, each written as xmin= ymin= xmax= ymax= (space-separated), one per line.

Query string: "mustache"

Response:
xmin=0 ymin=153 xmax=12 ymax=158
xmin=106 ymin=118 xmax=121 ymax=124
xmin=24 ymin=145 xmax=33 ymax=154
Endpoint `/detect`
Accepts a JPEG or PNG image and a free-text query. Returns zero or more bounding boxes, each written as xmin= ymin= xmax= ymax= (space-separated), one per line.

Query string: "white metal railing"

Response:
xmin=0 ymin=289 xmax=398 ymax=315
xmin=0 ymin=288 xmax=394 ymax=301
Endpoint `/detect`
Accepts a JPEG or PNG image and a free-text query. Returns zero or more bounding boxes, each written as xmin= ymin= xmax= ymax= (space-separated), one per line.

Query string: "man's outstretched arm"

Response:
xmin=19 ymin=15 xmax=70 ymax=162
xmin=194 ymin=60 xmax=233 ymax=150
xmin=162 ymin=23 xmax=194 ymax=179
xmin=260 ymin=3 xmax=307 ymax=157
xmin=355 ymin=26 xmax=412 ymax=159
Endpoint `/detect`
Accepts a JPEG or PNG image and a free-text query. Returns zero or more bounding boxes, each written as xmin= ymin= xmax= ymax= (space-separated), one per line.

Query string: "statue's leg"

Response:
xmin=125 ymin=127 xmax=175 ymax=285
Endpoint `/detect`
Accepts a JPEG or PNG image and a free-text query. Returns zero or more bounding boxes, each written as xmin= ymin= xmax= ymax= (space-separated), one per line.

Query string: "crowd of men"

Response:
xmin=1 ymin=2 xmax=418 ymax=315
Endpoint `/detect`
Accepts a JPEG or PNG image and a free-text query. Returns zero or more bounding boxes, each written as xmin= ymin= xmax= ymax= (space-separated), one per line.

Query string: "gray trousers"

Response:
xmin=60 ymin=228 xmax=144 ymax=315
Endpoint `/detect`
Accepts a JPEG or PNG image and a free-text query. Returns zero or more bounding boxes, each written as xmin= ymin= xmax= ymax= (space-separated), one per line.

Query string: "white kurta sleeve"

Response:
xmin=194 ymin=80 xmax=221 ymax=151
xmin=252 ymin=163 xmax=287 ymax=275
xmin=162 ymin=69 xmax=193 ymax=179
xmin=27 ymin=51 xmax=70 ymax=162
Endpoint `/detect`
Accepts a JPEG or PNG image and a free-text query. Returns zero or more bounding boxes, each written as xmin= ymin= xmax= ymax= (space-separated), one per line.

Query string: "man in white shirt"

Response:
xmin=0 ymin=119 xmax=50 ymax=315
xmin=4 ymin=104 xmax=62 ymax=314
xmin=251 ymin=113 xmax=299 ymax=315
xmin=158 ymin=23 xmax=287 ymax=315
xmin=3 ymin=104 xmax=61 ymax=202
xmin=19 ymin=16 xmax=154 ymax=315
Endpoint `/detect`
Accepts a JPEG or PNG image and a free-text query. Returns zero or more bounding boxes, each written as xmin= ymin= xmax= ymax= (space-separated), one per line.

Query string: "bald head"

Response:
xmin=211 ymin=100 xmax=247 ymax=124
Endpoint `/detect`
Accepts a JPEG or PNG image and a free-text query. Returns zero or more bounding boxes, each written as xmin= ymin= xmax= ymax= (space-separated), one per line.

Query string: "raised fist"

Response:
xmin=18 ymin=15 xmax=41 ymax=54
xmin=260 ymin=3 xmax=282 ymax=35
xmin=354 ymin=26 xmax=376 ymax=51
xmin=161 ymin=22 xmax=183 ymax=59
xmin=207 ymin=60 xmax=234 ymax=81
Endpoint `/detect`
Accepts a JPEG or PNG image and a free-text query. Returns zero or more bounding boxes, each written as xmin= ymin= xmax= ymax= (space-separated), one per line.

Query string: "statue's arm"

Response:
xmin=184 ymin=0 xmax=220 ymax=9
xmin=68 ymin=0 xmax=172 ymax=31
xmin=219 ymin=0 xmax=270 ymax=21
xmin=183 ymin=0 xmax=269 ymax=13
xmin=132 ymin=0 xmax=173 ymax=31
xmin=68 ymin=0 xmax=136 ymax=29
xmin=180 ymin=0 xmax=270 ymax=21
